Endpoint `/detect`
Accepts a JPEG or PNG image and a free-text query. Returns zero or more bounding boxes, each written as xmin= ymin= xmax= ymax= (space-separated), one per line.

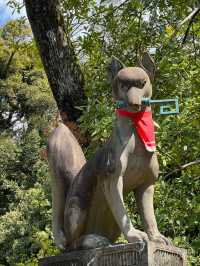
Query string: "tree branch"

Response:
xmin=181 ymin=7 xmax=200 ymax=44
xmin=169 ymin=6 xmax=200 ymax=41
xmin=158 ymin=5 xmax=200 ymax=63
xmin=179 ymin=7 xmax=200 ymax=27
xmin=1 ymin=50 xmax=16 ymax=79
xmin=163 ymin=159 xmax=200 ymax=180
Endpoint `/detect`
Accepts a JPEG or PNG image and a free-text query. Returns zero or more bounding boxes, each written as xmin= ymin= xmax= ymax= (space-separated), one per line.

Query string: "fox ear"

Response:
xmin=139 ymin=52 xmax=155 ymax=81
xmin=107 ymin=56 xmax=125 ymax=83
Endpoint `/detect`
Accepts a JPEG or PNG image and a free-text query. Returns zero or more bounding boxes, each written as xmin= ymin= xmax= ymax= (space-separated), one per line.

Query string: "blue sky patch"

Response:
xmin=0 ymin=0 xmax=26 ymax=26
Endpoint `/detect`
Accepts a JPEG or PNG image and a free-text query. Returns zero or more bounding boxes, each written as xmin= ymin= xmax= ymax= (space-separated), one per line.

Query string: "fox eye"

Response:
xmin=141 ymin=80 xmax=146 ymax=87
xmin=135 ymin=80 xmax=146 ymax=88
xmin=121 ymin=84 xmax=129 ymax=91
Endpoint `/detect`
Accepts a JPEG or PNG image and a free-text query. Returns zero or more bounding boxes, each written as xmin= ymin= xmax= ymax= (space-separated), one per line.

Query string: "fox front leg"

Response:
xmin=102 ymin=175 xmax=148 ymax=244
xmin=135 ymin=182 xmax=171 ymax=245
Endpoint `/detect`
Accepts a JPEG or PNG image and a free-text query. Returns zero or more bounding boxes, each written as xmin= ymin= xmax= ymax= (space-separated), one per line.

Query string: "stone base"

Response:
xmin=39 ymin=242 xmax=187 ymax=266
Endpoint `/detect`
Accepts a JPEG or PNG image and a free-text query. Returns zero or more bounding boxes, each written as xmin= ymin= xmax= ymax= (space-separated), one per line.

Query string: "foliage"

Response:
xmin=0 ymin=0 xmax=200 ymax=265
xmin=66 ymin=1 xmax=200 ymax=264
xmin=0 ymin=19 xmax=58 ymax=265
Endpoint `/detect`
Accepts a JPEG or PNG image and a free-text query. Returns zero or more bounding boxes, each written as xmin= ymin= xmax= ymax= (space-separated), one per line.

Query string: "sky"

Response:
xmin=0 ymin=0 xmax=156 ymax=54
xmin=0 ymin=0 xmax=127 ymax=27
xmin=0 ymin=0 xmax=26 ymax=26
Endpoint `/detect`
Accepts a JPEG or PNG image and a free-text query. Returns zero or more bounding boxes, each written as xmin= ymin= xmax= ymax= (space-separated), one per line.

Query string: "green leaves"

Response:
xmin=1 ymin=1 xmax=200 ymax=265
xmin=71 ymin=1 xmax=200 ymax=265
xmin=0 ymin=19 xmax=57 ymax=265
xmin=154 ymin=173 xmax=200 ymax=265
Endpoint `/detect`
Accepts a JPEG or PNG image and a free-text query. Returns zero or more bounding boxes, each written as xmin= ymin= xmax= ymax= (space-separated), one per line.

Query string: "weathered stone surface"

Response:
xmin=39 ymin=242 xmax=187 ymax=266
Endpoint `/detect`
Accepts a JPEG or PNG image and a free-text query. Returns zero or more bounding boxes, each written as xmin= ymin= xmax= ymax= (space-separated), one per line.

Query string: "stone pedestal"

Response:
xmin=39 ymin=242 xmax=187 ymax=266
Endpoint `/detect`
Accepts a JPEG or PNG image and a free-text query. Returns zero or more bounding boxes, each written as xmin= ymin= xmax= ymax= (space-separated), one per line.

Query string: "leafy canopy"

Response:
xmin=0 ymin=1 xmax=199 ymax=265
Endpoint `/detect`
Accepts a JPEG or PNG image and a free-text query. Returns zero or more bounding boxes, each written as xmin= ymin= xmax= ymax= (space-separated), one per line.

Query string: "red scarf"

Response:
xmin=116 ymin=109 xmax=156 ymax=152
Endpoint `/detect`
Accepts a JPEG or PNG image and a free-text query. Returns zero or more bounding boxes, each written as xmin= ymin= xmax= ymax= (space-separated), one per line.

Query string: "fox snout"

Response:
xmin=126 ymin=87 xmax=143 ymax=107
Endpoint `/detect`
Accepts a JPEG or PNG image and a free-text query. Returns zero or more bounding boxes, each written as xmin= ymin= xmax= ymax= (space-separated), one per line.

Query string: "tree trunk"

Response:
xmin=1 ymin=50 xmax=16 ymax=79
xmin=24 ymin=0 xmax=85 ymax=122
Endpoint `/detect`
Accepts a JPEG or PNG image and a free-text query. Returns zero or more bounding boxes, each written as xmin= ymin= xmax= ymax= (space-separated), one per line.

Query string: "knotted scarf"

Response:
xmin=116 ymin=109 xmax=156 ymax=152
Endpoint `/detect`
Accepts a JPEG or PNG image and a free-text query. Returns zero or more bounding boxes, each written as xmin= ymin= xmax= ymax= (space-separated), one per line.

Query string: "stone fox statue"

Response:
xmin=47 ymin=53 xmax=171 ymax=250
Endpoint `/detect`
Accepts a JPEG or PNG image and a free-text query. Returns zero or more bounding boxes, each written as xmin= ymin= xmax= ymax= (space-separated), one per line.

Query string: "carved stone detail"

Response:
xmin=39 ymin=243 xmax=187 ymax=266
